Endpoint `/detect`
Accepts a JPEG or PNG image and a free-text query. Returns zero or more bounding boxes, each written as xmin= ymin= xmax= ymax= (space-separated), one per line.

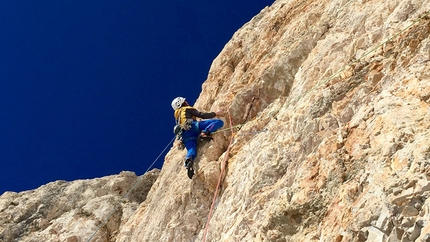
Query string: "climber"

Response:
xmin=171 ymin=97 xmax=224 ymax=179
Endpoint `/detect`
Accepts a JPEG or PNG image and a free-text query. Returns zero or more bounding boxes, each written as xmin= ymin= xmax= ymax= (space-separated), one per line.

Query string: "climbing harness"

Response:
xmin=175 ymin=106 xmax=195 ymax=130
xmin=173 ymin=108 xmax=194 ymax=150
xmin=86 ymin=10 xmax=430 ymax=242
xmin=173 ymin=107 xmax=198 ymax=151
xmin=173 ymin=124 xmax=183 ymax=136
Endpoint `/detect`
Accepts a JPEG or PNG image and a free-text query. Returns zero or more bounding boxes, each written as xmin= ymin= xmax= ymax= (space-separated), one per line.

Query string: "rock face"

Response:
xmin=0 ymin=170 xmax=159 ymax=242
xmin=2 ymin=0 xmax=430 ymax=241
xmin=115 ymin=0 xmax=430 ymax=241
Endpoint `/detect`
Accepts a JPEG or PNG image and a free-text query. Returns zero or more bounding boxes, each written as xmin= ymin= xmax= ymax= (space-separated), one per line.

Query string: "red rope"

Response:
xmin=202 ymin=110 xmax=235 ymax=242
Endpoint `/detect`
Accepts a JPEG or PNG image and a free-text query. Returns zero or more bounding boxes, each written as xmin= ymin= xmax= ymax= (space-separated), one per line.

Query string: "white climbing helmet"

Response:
xmin=171 ymin=97 xmax=186 ymax=110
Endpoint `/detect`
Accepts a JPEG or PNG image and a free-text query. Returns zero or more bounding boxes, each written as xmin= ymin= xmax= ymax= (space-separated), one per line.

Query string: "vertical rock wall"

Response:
xmin=2 ymin=0 xmax=429 ymax=241
xmin=117 ymin=0 xmax=430 ymax=241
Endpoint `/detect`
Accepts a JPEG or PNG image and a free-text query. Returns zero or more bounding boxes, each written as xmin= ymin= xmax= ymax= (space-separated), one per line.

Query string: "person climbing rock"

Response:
xmin=171 ymin=97 xmax=224 ymax=179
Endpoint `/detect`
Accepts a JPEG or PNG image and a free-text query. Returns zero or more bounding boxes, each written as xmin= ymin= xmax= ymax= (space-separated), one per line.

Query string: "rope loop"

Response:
xmin=202 ymin=109 xmax=235 ymax=242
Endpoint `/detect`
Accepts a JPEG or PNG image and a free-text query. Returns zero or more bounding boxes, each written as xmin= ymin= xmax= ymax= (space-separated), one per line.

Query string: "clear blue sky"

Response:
xmin=0 ymin=0 xmax=273 ymax=194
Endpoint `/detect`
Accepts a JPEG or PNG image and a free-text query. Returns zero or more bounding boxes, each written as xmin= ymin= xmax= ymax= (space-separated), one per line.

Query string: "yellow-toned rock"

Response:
xmin=2 ymin=0 xmax=430 ymax=241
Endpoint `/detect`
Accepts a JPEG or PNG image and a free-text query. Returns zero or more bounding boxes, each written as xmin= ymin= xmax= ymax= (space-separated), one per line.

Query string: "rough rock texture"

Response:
xmin=116 ymin=0 xmax=430 ymax=241
xmin=2 ymin=0 xmax=430 ymax=241
xmin=0 ymin=170 xmax=159 ymax=242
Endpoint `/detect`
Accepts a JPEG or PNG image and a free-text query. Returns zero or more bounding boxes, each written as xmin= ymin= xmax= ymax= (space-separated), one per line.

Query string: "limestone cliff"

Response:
xmin=2 ymin=0 xmax=430 ymax=241
xmin=116 ymin=0 xmax=430 ymax=241
xmin=0 ymin=170 xmax=159 ymax=242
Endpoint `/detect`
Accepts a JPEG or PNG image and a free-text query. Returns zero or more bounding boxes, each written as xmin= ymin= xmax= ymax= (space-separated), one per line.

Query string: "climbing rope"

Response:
xmin=215 ymin=11 xmax=429 ymax=134
xmin=86 ymin=135 xmax=176 ymax=242
xmin=87 ymin=10 xmax=430 ymax=242
xmin=199 ymin=10 xmax=430 ymax=240
xmin=202 ymin=110 xmax=235 ymax=242
xmin=212 ymin=123 xmax=244 ymax=134
xmin=214 ymin=10 xmax=430 ymax=128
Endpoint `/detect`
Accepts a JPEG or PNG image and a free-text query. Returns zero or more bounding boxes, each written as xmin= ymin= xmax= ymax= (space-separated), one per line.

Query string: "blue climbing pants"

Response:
xmin=181 ymin=119 xmax=224 ymax=161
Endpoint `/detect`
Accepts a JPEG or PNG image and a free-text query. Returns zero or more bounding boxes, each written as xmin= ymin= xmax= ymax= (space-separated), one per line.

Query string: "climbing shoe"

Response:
xmin=184 ymin=158 xmax=194 ymax=179
xmin=184 ymin=158 xmax=192 ymax=167
xmin=199 ymin=131 xmax=213 ymax=141
xmin=187 ymin=166 xmax=194 ymax=179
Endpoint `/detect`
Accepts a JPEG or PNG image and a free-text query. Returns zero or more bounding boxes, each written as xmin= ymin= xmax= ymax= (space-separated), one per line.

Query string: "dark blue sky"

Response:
xmin=0 ymin=0 xmax=273 ymax=194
